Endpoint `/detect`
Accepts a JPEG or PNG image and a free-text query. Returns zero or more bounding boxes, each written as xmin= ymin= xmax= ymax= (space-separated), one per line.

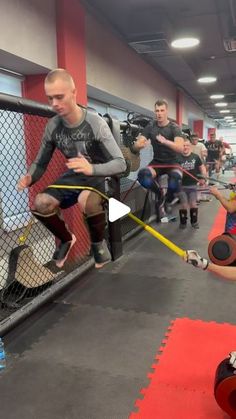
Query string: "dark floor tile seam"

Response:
xmin=57 ymin=302 xmax=183 ymax=319
xmin=93 ymin=270 xmax=194 ymax=281
xmin=109 ymin=251 xmax=143 ymax=274
xmin=172 ymin=289 xmax=192 ymax=318
xmin=6 ymin=306 xmax=171 ymax=360
xmin=50 ymin=303 xmax=173 ymax=327
xmin=0 ymin=360 xmax=149 ymax=384
xmin=5 ymin=304 xmax=80 ymax=359
xmin=102 ymin=232 xmax=184 ymax=274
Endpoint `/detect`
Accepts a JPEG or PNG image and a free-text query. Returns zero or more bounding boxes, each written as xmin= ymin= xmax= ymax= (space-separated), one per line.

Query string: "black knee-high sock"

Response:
xmin=31 ymin=210 xmax=72 ymax=243
xmin=149 ymin=179 xmax=161 ymax=195
xmin=190 ymin=208 xmax=198 ymax=224
xmin=86 ymin=212 xmax=106 ymax=243
xmin=179 ymin=209 xmax=187 ymax=225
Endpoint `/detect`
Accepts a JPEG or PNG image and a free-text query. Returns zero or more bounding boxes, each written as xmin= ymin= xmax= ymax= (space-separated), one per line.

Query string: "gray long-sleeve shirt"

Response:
xmin=29 ymin=108 xmax=126 ymax=184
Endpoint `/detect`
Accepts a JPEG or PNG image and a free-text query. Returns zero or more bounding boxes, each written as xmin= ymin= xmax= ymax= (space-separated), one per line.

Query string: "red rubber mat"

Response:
xmin=130 ymin=318 xmax=236 ymax=418
xmin=208 ymin=206 xmax=226 ymax=242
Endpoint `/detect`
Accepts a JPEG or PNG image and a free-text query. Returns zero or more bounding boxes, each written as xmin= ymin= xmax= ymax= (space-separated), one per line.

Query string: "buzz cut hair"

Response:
xmin=154 ymin=99 xmax=168 ymax=108
xmin=44 ymin=68 xmax=75 ymax=89
xmin=184 ymin=136 xmax=190 ymax=141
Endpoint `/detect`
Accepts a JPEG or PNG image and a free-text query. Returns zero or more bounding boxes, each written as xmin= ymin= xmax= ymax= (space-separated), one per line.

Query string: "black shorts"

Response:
xmin=149 ymin=160 xmax=182 ymax=177
xmin=206 ymin=156 xmax=220 ymax=163
xmin=44 ymin=170 xmax=106 ymax=209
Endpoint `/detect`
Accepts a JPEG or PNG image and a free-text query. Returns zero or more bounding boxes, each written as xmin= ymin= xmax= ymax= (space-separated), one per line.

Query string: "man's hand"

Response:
xmin=17 ymin=173 xmax=32 ymax=191
xmin=209 ymin=186 xmax=221 ymax=200
xmin=66 ymin=153 xmax=93 ymax=175
xmin=156 ymin=134 xmax=167 ymax=144
xmin=199 ymin=178 xmax=206 ymax=187
xmin=185 ymin=250 xmax=209 ymax=270
xmin=133 ymin=134 xmax=150 ymax=150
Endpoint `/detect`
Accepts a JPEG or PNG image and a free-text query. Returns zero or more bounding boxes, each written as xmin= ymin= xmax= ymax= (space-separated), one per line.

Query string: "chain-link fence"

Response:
xmin=0 ymin=93 xmax=154 ymax=331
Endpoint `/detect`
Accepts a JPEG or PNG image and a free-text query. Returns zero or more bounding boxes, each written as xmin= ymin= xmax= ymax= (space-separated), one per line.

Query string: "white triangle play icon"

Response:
xmin=108 ymin=198 xmax=131 ymax=222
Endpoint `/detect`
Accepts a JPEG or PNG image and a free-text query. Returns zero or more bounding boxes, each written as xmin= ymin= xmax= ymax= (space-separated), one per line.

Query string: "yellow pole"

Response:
xmin=128 ymin=212 xmax=186 ymax=258
xmin=48 ymin=184 xmax=186 ymax=259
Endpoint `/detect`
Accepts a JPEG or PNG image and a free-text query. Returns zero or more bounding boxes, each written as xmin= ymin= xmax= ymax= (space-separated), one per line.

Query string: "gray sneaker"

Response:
xmin=91 ymin=240 xmax=111 ymax=268
xmin=179 ymin=223 xmax=187 ymax=229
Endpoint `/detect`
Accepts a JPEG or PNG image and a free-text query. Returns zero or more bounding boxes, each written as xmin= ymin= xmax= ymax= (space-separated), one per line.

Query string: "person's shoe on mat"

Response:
xmin=91 ymin=239 xmax=111 ymax=269
xmin=53 ymin=234 xmax=77 ymax=268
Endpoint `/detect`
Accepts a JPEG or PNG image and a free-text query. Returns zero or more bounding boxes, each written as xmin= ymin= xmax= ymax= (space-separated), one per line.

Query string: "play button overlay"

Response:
xmin=108 ymin=198 xmax=131 ymax=222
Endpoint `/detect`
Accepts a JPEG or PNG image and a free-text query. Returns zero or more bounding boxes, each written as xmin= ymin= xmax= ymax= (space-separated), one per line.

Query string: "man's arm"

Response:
xmin=199 ymin=163 xmax=207 ymax=178
xmin=210 ymin=186 xmax=236 ymax=214
xmin=157 ymin=135 xmax=184 ymax=153
xmin=207 ymin=263 xmax=236 ymax=280
xmin=89 ymin=116 xmax=127 ymax=176
xmin=219 ymin=142 xmax=225 ymax=158
xmin=28 ymin=124 xmax=56 ymax=184
xmin=131 ymin=122 xmax=152 ymax=152
xmin=185 ymin=249 xmax=236 ymax=280
xmin=201 ymin=144 xmax=207 ymax=160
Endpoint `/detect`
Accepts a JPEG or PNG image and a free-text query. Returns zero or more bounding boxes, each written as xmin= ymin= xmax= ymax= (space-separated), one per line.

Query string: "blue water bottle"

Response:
xmin=0 ymin=338 xmax=6 ymax=370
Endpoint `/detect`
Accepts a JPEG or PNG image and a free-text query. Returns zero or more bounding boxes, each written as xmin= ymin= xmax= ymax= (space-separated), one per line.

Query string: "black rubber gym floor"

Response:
xmin=1 ymin=192 xmax=236 ymax=419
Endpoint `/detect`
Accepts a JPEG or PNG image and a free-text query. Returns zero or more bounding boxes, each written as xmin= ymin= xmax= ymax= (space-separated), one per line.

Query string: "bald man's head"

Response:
xmin=44 ymin=68 xmax=75 ymax=89
xmin=44 ymin=68 xmax=78 ymax=118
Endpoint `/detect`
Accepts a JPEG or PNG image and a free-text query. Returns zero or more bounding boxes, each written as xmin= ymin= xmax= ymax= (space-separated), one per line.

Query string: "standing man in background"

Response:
xmin=177 ymin=138 xmax=206 ymax=229
xmin=191 ymin=133 xmax=207 ymax=163
xmin=190 ymin=133 xmax=209 ymax=202
xmin=205 ymin=132 xmax=224 ymax=179
xmin=135 ymin=99 xmax=184 ymax=220
xmin=17 ymin=68 xmax=126 ymax=269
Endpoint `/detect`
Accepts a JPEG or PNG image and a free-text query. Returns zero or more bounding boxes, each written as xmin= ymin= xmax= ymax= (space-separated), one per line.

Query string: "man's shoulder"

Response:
xmin=85 ymin=108 xmax=102 ymax=123
xmin=47 ymin=114 xmax=61 ymax=130
xmin=191 ymin=152 xmax=201 ymax=159
xmin=169 ymin=121 xmax=179 ymax=128
xmin=167 ymin=120 xmax=182 ymax=135
xmin=144 ymin=120 xmax=155 ymax=129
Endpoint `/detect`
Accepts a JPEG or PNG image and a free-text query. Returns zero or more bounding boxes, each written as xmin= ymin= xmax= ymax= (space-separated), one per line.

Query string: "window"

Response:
xmin=0 ymin=72 xmax=30 ymax=231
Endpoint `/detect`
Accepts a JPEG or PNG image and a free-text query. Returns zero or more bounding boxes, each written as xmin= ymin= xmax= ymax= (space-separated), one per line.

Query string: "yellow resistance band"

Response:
xmin=47 ymin=184 xmax=186 ymax=259
xmin=18 ymin=218 xmax=35 ymax=245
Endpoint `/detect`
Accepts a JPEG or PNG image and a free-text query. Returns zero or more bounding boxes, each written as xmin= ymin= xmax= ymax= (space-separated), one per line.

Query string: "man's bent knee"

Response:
xmin=33 ymin=193 xmax=59 ymax=214
xmin=168 ymin=171 xmax=182 ymax=193
xmin=138 ymin=167 xmax=155 ymax=189
xmin=79 ymin=190 xmax=103 ymax=215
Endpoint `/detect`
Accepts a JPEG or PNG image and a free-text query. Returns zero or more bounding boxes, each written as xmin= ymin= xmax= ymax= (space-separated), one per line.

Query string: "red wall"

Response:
xmin=22 ymin=0 xmax=90 ymax=263
xmin=176 ymin=90 xmax=183 ymax=126
xmin=56 ymin=0 xmax=87 ymax=105
xmin=193 ymin=120 xmax=204 ymax=138
xmin=207 ymin=127 xmax=216 ymax=140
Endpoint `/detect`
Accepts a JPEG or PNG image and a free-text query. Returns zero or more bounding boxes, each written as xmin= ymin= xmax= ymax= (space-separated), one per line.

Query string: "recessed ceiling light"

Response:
xmin=215 ymin=102 xmax=228 ymax=107
xmin=210 ymin=94 xmax=225 ymax=99
xmin=171 ymin=37 xmax=200 ymax=48
xmin=198 ymin=76 xmax=217 ymax=83
xmin=220 ymin=110 xmax=230 ymax=113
